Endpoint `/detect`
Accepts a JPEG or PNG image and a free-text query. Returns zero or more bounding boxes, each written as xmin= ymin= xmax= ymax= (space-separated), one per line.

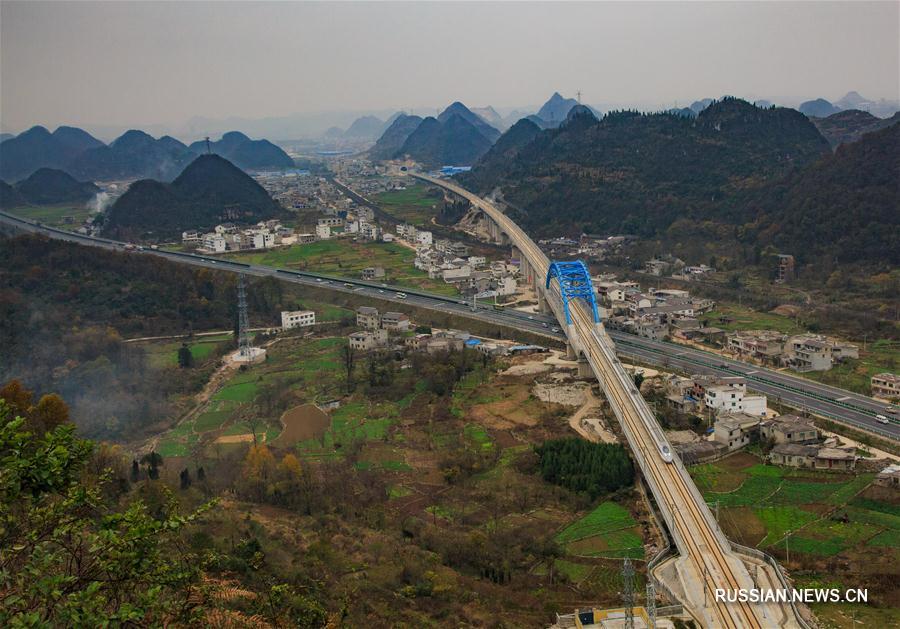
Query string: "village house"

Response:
xmin=727 ymin=330 xmax=786 ymax=364
xmin=356 ymin=306 xmax=380 ymax=330
xmin=713 ymin=413 xmax=761 ymax=452
xmin=760 ymin=416 xmax=818 ymax=445
xmin=348 ymin=328 xmax=388 ymax=351
xmin=360 ymin=266 xmax=385 ymax=280
xmin=871 ymin=373 xmax=900 ymax=400
xmin=769 ymin=443 xmax=817 ymax=468
xmin=280 ymin=310 xmax=315 ymax=330
xmin=381 ymin=311 xmax=410 ymax=331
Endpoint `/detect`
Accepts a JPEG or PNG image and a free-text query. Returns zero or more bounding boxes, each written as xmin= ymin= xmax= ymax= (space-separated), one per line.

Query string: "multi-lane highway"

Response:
xmin=414 ymin=173 xmax=798 ymax=628
xmin=2 ymin=209 xmax=897 ymax=443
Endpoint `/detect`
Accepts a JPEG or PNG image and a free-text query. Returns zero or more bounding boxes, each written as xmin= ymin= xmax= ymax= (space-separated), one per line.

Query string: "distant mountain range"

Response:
xmin=0 ymin=126 xmax=293 ymax=183
xmin=811 ymin=110 xmax=900 ymax=149
xmin=797 ymin=91 xmax=900 ymax=120
xmin=0 ymin=126 xmax=104 ymax=182
xmin=535 ymin=92 xmax=581 ymax=127
xmin=187 ymin=132 xmax=293 ymax=170
xmin=0 ymin=168 xmax=100 ymax=209
xmin=369 ymin=102 xmax=501 ymax=167
xmin=369 ymin=114 xmax=424 ymax=160
xmin=460 ymin=97 xmax=830 ymax=237
xmin=102 ymin=154 xmax=284 ymax=240
xmin=460 ymin=96 xmax=898 ymax=266
xmin=799 ymin=98 xmax=842 ymax=118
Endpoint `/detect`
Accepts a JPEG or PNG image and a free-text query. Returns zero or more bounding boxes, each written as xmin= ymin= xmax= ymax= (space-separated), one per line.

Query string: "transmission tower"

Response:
xmin=622 ymin=557 xmax=635 ymax=629
xmin=646 ymin=580 xmax=657 ymax=629
xmin=237 ymin=274 xmax=250 ymax=357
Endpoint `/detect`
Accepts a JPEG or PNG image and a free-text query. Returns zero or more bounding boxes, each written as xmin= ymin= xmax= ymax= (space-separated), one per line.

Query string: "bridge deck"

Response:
xmin=414 ymin=172 xmax=804 ymax=628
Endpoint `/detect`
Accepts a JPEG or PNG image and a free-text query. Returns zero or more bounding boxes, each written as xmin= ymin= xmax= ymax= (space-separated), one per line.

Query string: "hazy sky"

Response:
xmin=2 ymin=1 xmax=898 ymax=133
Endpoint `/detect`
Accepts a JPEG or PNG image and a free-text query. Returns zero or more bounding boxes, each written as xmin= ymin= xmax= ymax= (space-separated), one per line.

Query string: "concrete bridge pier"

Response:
xmin=537 ymin=291 xmax=551 ymax=314
xmin=577 ymin=355 xmax=594 ymax=378
xmin=565 ymin=342 xmax=577 ymax=361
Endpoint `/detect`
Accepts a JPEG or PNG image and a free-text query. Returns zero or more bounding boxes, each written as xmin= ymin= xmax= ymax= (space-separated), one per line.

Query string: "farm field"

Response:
xmin=154 ymin=335 xmax=350 ymax=458
xmin=223 ymin=238 xmax=458 ymax=296
xmin=702 ymin=302 xmax=806 ymax=335
xmin=690 ymin=452 xmax=899 ymax=616
xmin=555 ymin=501 xmax=645 ymax=559
xmin=370 ymin=183 xmax=441 ymax=226
xmin=6 ymin=203 xmax=94 ymax=228
xmin=139 ymin=327 xmax=665 ymax=621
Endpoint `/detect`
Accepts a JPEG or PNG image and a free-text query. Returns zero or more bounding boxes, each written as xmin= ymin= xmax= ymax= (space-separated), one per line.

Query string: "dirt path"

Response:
xmin=567 ymin=388 xmax=617 ymax=444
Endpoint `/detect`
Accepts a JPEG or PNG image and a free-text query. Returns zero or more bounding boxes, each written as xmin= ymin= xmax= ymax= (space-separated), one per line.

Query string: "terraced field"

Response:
xmin=692 ymin=454 xmax=891 ymax=561
xmin=555 ymin=501 xmax=645 ymax=559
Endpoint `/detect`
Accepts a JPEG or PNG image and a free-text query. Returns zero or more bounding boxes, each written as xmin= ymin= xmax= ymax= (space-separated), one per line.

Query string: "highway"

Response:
xmin=414 ymin=173 xmax=797 ymax=628
xmin=2 ymin=209 xmax=897 ymax=443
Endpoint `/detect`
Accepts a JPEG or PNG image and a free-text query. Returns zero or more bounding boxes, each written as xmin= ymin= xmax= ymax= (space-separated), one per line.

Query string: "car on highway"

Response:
xmin=396 ymin=292 xmax=407 ymax=299
xmin=876 ymin=414 xmax=890 ymax=424
xmin=886 ymin=406 xmax=897 ymax=414
xmin=343 ymin=283 xmax=353 ymax=287
xmin=527 ymin=316 xmax=534 ymax=320
xmin=315 ymin=278 xmax=322 ymax=282
xmin=378 ymin=289 xmax=384 ymax=293
xmin=551 ymin=327 xmax=560 ymax=333
xmin=542 ymin=322 xmax=548 ymax=328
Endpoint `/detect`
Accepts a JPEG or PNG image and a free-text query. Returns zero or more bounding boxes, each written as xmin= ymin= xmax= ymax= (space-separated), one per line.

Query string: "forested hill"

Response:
xmin=103 ymin=154 xmax=284 ymax=240
xmin=0 ymin=233 xmax=289 ymax=440
xmin=751 ymin=122 xmax=900 ymax=265
xmin=459 ymin=97 xmax=831 ymax=238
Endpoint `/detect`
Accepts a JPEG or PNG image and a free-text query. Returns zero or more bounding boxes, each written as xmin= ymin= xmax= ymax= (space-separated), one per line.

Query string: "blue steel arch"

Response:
xmin=546 ymin=260 xmax=601 ymax=325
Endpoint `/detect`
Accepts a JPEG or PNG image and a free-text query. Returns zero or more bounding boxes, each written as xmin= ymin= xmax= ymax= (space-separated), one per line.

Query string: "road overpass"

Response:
xmin=413 ymin=173 xmax=807 ymax=628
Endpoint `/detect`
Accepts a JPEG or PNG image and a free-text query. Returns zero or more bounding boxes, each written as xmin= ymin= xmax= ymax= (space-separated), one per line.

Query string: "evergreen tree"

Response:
xmin=177 ymin=343 xmax=194 ymax=368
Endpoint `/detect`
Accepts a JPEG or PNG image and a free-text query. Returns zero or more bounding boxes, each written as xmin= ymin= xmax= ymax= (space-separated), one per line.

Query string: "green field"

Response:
xmin=703 ymin=303 xmax=806 ymax=335
xmin=692 ymin=455 xmax=894 ymax=560
xmin=371 ymin=183 xmax=441 ymax=226
xmin=223 ymin=238 xmax=457 ymax=296
xmin=153 ymin=335 xmax=353 ymax=458
xmin=6 ymin=203 xmax=94 ymax=228
xmin=555 ymin=501 xmax=644 ymax=559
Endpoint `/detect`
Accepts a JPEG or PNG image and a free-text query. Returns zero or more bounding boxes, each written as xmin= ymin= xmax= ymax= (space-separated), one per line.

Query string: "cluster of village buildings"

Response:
xmin=725 ymin=329 xmax=860 ymax=372
xmin=663 ymin=373 xmax=858 ymax=470
xmin=595 ymin=276 xmax=718 ymax=341
xmin=348 ymin=306 xmax=541 ymax=357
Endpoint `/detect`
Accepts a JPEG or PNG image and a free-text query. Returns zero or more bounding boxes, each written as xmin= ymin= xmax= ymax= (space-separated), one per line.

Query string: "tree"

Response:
xmin=179 ymin=467 xmax=192 ymax=490
xmin=30 ymin=393 xmax=70 ymax=433
xmin=131 ymin=459 xmax=140 ymax=482
xmin=0 ymin=379 xmax=33 ymax=417
xmin=177 ymin=343 xmax=194 ymax=368
xmin=141 ymin=451 xmax=163 ymax=480
xmin=0 ymin=400 xmax=216 ymax=625
xmin=341 ymin=342 xmax=356 ymax=393
xmin=633 ymin=372 xmax=645 ymax=389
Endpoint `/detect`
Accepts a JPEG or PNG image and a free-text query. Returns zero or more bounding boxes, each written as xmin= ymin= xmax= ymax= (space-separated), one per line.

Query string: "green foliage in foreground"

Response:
xmin=0 ymin=400 xmax=215 ymax=626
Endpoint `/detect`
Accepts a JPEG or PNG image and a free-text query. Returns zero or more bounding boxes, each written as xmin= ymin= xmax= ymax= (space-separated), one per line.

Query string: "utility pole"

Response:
xmin=205 ymin=136 xmax=211 ymax=154
xmin=576 ymin=90 xmax=582 ymax=104
xmin=622 ymin=557 xmax=635 ymax=629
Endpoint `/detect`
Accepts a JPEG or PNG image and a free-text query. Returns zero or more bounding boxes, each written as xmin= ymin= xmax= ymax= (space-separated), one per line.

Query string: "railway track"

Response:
xmin=416 ymin=172 xmax=783 ymax=628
